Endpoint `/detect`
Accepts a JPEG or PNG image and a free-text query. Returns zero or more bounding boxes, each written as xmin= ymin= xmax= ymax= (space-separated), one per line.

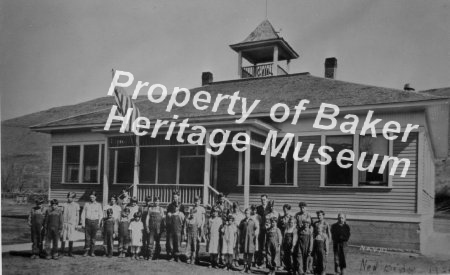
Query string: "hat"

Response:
xmin=50 ymin=199 xmax=59 ymax=205
xmin=145 ymin=196 xmax=152 ymax=202
xmin=67 ymin=192 xmax=76 ymax=199
xmin=298 ymin=202 xmax=307 ymax=207
xmin=130 ymin=197 xmax=138 ymax=204
xmin=172 ymin=190 xmax=180 ymax=196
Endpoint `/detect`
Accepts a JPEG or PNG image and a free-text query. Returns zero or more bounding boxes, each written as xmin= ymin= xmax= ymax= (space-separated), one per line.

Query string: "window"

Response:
xmin=179 ymin=146 xmax=204 ymax=185
xmin=250 ymin=146 xmax=265 ymax=185
xmin=325 ymin=135 xmax=353 ymax=186
xmin=65 ymin=146 xmax=80 ymax=182
xmin=140 ymin=148 xmax=157 ymax=183
xmin=83 ymin=145 xmax=99 ymax=183
xmin=358 ymin=135 xmax=389 ymax=186
xmin=116 ymin=148 xmax=134 ymax=183
xmin=270 ymin=138 xmax=294 ymax=185
xmin=157 ymin=147 xmax=177 ymax=184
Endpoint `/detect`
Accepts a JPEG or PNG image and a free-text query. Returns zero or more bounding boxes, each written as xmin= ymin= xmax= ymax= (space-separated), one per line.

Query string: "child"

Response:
xmin=44 ymin=199 xmax=63 ymax=260
xmin=221 ymin=215 xmax=238 ymax=270
xmin=250 ymin=204 xmax=261 ymax=267
xmin=145 ymin=196 xmax=165 ymax=260
xmin=293 ymin=216 xmax=313 ymax=275
xmin=239 ymin=208 xmax=258 ymax=273
xmin=184 ymin=207 xmax=199 ymax=264
xmin=283 ymin=217 xmax=296 ymax=275
xmin=127 ymin=197 xmax=141 ymax=219
xmin=141 ymin=196 xmax=152 ymax=259
xmin=101 ymin=208 xmax=118 ymax=257
xmin=312 ymin=210 xmax=331 ymax=275
xmin=278 ymin=204 xmax=292 ymax=235
xmin=331 ymin=213 xmax=351 ymax=275
xmin=118 ymin=207 xmax=131 ymax=258
xmin=28 ymin=198 xmax=46 ymax=259
xmin=207 ymin=207 xmax=222 ymax=268
xmin=167 ymin=203 xmax=185 ymax=262
xmin=230 ymin=202 xmax=244 ymax=268
xmin=119 ymin=189 xmax=130 ymax=208
xmin=104 ymin=195 xmax=121 ymax=221
xmin=61 ymin=192 xmax=80 ymax=257
xmin=265 ymin=217 xmax=282 ymax=275
xmin=129 ymin=212 xmax=144 ymax=260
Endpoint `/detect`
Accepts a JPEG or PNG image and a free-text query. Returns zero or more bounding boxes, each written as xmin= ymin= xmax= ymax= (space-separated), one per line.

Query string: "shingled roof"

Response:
xmin=31 ymin=73 xmax=446 ymax=130
xmin=241 ymin=19 xmax=280 ymax=43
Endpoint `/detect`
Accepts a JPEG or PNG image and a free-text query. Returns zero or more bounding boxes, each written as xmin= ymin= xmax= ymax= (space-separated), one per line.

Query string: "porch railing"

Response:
xmin=137 ymin=184 xmax=203 ymax=204
xmin=208 ymin=185 xmax=233 ymax=209
xmin=277 ymin=65 xmax=288 ymax=75
xmin=242 ymin=63 xmax=273 ymax=78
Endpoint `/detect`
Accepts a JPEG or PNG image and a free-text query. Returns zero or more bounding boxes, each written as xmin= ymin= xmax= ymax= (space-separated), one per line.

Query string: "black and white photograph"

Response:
xmin=1 ymin=0 xmax=450 ymax=274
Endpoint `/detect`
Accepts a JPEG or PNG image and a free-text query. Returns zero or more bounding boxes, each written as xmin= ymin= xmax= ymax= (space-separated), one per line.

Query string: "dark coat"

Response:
xmin=239 ymin=218 xmax=258 ymax=253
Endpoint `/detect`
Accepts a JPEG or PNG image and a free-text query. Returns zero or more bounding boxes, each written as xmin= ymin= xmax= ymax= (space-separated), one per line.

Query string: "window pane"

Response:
xmin=270 ymin=138 xmax=294 ymax=185
xmin=140 ymin=148 xmax=156 ymax=183
xmin=117 ymin=148 xmax=134 ymax=183
xmin=359 ymin=135 xmax=389 ymax=186
xmin=325 ymin=136 xmax=353 ymax=186
xmin=250 ymin=146 xmax=265 ymax=185
xmin=65 ymin=146 xmax=80 ymax=183
xmin=83 ymin=145 xmax=99 ymax=183
xmin=158 ymin=147 xmax=177 ymax=184
xmin=180 ymin=146 xmax=197 ymax=156
xmin=179 ymin=157 xmax=204 ymax=184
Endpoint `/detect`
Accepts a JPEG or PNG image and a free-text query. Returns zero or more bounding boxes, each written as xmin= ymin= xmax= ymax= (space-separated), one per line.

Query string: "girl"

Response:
xmin=128 ymin=212 xmax=144 ymax=260
xmin=220 ymin=215 xmax=238 ymax=270
xmin=207 ymin=208 xmax=222 ymax=268
xmin=239 ymin=208 xmax=258 ymax=273
xmin=331 ymin=213 xmax=350 ymax=275
xmin=230 ymin=202 xmax=244 ymax=268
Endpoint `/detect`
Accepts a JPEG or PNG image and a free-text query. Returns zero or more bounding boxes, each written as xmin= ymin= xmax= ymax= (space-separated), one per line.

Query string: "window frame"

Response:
xmin=318 ymin=132 xmax=393 ymax=189
xmin=58 ymin=143 xmax=103 ymax=185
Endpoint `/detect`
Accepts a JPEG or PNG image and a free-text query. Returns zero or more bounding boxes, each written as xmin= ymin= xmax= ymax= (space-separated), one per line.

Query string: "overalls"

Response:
xmin=185 ymin=218 xmax=199 ymax=261
xmin=282 ymin=230 xmax=294 ymax=271
xmin=29 ymin=207 xmax=45 ymax=256
xmin=265 ymin=227 xmax=281 ymax=271
xmin=103 ymin=218 xmax=116 ymax=256
xmin=118 ymin=217 xmax=130 ymax=254
xmin=147 ymin=208 xmax=163 ymax=258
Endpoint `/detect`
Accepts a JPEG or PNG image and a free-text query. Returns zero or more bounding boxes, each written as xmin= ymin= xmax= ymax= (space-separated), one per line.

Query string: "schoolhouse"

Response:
xmin=31 ymin=19 xmax=449 ymax=253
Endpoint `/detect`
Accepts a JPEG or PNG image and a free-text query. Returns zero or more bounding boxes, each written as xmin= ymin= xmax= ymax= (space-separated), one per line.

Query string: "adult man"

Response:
xmin=61 ymin=192 xmax=80 ymax=257
xmin=81 ymin=192 xmax=103 ymax=257
xmin=294 ymin=202 xmax=312 ymax=229
xmin=215 ymin=193 xmax=229 ymax=218
xmin=192 ymin=195 xmax=206 ymax=263
xmin=166 ymin=191 xmax=185 ymax=259
xmin=255 ymin=194 xmax=270 ymax=268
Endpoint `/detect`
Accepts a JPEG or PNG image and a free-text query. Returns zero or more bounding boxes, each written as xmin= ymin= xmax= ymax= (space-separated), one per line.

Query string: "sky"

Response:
xmin=1 ymin=0 xmax=449 ymax=121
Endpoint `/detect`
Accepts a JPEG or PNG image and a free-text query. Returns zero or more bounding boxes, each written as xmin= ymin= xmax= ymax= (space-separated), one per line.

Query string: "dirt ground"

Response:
xmin=2 ymin=245 xmax=450 ymax=275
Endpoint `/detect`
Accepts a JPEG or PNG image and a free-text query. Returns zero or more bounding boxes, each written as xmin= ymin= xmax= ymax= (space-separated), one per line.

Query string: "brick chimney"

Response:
xmin=324 ymin=57 xmax=337 ymax=79
xmin=202 ymin=72 xmax=213 ymax=86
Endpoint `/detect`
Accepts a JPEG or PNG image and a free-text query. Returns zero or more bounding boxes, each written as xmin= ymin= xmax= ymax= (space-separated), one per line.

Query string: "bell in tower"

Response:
xmin=229 ymin=19 xmax=299 ymax=79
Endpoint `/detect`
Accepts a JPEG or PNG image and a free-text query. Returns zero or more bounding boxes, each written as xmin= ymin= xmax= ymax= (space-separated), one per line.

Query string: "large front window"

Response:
xmin=116 ymin=148 xmax=134 ymax=183
xmin=250 ymin=146 xmax=265 ymax=185
xmin=83 ymin=145 xmax=99 ymax=183
xmin=179 ymin=146 xmax=204 ymax=185
xmin=270 ymin=138 xmax=294 ymax=185
xmin=65 ymin=145 xmax=80 ymax=183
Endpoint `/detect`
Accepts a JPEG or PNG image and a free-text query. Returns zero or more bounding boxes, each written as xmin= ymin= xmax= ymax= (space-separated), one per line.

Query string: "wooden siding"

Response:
xmin=420 ymin=132 xmax=435 ymax=214
xmin=226 ymin=133 xmax=418 ymax=215
xmin=49 ymin=186 xmax=103 ymax=203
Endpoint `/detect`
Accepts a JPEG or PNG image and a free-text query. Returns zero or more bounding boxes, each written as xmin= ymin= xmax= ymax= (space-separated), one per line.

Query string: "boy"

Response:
xmin=118 ymin=207 xmax=131 ymax=258
xmin=167 ymin=203 xmax=185 ymax=262
xmin=239 ymin=208 xmax=258 ymax=273
xmin=312 ymin=210 xmax=331 ymax=275
xmin=193 ymin=195 xmax=206 ymax=263
xmin=184 ymin=207 xmax=199 ymax=264
xmin=265 ymin=217 xmax=282 ymax=275
xmin=104 ymin=195 xmax=121 ymax=221
xmin=141 ymin=196 xmax=152 ymax=259
xmin=331 ymin=213 xmax=351 ymax=275
xmin=44 ymin=199 xmax=63 ymax=260
xmin=101 ymin=208 xmax=118 ymax=257
xmin=28 ymin=198 xmax=46 ymax=259
xmin=293 ymin=215 xmax=313 ymax=275
xmin=283 ymin=217 xmax=296 ymax=274
xmin=61 ymin=192 xmax=80 ymax=257
xmin=145 ymin=196 xmax=165 ymax=260
xmin=81 ymin=191 xmax=103 ymax=257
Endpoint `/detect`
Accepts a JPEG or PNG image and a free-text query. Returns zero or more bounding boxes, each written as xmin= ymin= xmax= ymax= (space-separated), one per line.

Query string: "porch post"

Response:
xmin=273 ymin=46 xmax=279 ymax=76
xmin=102 ymin=139 xmax=109 ymax=206
xmin=238 ymin=51 xmax=242 ymax=78
xmin=244 ymin=130 xmax=251 ymax=209
xmin=132 ymin=135 xmax=140 ymax=199
xmin=203 ymin=132 xmax=211 ymax=206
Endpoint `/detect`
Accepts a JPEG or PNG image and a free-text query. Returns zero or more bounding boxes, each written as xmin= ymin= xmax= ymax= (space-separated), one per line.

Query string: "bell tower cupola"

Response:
xmin=229 ymin=19 xmax=299 ymax=79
